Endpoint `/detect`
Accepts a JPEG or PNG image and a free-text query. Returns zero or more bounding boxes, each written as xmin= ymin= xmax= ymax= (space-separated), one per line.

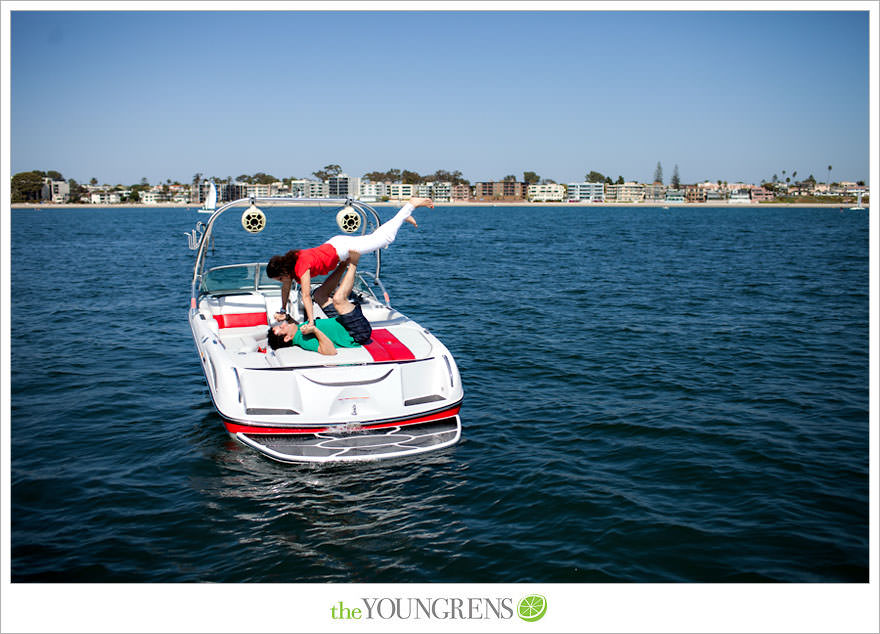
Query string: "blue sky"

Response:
xmin=8 ymin=8 xmax=873 ymax=186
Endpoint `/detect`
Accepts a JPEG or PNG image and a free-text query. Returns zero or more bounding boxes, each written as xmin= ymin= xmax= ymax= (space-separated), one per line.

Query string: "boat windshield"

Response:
xmin=202 ymin=264 xmax=281 ymax=294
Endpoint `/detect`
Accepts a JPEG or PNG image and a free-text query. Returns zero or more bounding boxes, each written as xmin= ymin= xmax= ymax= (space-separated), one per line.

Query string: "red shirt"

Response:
xmin=294 ymin=243 xmax=340 ymax=279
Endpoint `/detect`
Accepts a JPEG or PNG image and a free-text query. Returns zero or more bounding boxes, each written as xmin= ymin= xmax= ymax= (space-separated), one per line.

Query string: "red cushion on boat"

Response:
xmin=214 ymin=312 xmax=268 ymax=329
xmin=363 ymin=328 xmax=416 ymax=362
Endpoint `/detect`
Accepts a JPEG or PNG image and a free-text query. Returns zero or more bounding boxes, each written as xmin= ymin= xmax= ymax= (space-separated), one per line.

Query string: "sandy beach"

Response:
xmin=10 ymin=201 xmax=862 ymax=210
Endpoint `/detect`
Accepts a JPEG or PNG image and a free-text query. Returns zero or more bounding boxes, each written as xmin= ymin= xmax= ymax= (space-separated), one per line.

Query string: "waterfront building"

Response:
xmin=387 ymin=183 xmax=416 ymax=200
xmin=565 ymin=182 xmax=605 ymax=202
xmin=140 ymin=190 xmax=162 ymax=204
xmin=644 ymin=183 xmax=666 ymax=203
xmin=328 ymin=174 xmax=361 ymax=198
xmin=474 ymin=181 xmax=528 ymax=201
xmin=359 ymin=181 xmax=387 ymax=201
xmin=685 ymin=185 xmax=707 ymax=203
xmin=90 ymin=190 xmax=121 ymax=204
xmin=665 ymin=189 xmax=685 ymax=203
xmin=728 ymin=190 xmax=751 ymax=203
xmin=750 ymin=187 xmax=774 ymax=202
xmin=451 ymin=183 xmax=472 ymax=201
xmin=289 ymin=179 xmax=328 ymax=198
xmin=606 ymin=182 xmax=645 ymax=203
xmin=528 ymin=183 xmax=566 ymax=202
xmin=245 ymin=183 xmax=271 ymax=198
xmin=451 ymin=184 xmax=471 ymax=200
xmin=425 ymin=181 xmax=453 ymax=202
xmin=41 ymin=178 xmax=69 ymax=203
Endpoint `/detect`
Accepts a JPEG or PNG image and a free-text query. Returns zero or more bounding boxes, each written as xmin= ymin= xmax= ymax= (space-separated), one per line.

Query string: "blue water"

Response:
xmin=9 ymin=205 xmax=869 ymax=582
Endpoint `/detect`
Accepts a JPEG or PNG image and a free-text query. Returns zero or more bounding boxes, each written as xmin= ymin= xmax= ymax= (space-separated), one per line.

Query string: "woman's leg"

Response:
xmin=327 ymin=202 xmax=416 ymax=261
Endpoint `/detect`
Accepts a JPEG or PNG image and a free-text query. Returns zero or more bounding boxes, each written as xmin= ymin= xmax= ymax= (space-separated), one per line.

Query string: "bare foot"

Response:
xmin=410 ymin=197 xmax=434 ymax=209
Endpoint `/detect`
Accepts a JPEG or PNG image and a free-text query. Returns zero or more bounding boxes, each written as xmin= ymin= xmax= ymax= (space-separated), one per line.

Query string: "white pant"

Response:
xmin=326 ymin=203 xmax=415 ymax=262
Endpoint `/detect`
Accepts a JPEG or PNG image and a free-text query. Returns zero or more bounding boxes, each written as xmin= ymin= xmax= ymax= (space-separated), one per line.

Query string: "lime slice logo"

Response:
xmin=517 ymin=595 xmax=547 ymax=622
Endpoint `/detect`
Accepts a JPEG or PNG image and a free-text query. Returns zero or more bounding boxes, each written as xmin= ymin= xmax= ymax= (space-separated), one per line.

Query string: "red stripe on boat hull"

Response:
xmin=223 ymin=404 xmax=461 ymax=435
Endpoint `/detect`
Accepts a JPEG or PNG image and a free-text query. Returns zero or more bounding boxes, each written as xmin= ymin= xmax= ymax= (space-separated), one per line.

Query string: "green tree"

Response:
xmin=827 ymin=165 xmax=833 ymax=187
xmin=313 ymin=164 xmax=343 ymax=181
xmin=401 ymin=169 xmax=421 ymax=184
xmin=252 ymin=172 xmax=277 ymax=184
xmin=616 ymin=175 xmax=624 ymax=185
xmin=653 ymin=162 xmax=663 ymax=184
xmin=46 ymin=170 xmax=63 ymax=181
xmin=67 ymin=178 xmax=86 ymax=203
xmin=586 ymin=170 xmax=605 ymax=183
xmin=501 ymin=174 xmax=517 ymax=182
xmin=523 ymin=171 xmax=540 ymax=184
xmin=426 ymin=169 xmax=469 ymax=185
xmin=364 ymin=169 xmax=404 ymax=183
xmin=671 ymin=165 xmax=680 ymax=189
xmin=11 ymin=170 xmax=46 ymax=202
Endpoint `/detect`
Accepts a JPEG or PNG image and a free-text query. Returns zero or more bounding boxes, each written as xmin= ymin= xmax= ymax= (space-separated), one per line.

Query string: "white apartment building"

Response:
xmin=415 ymin=181 xmax=453 ymax=202
xmin=665 ymin=189 xmax=685 ymax=203
xmin=246 ymin=184 xmax=271 ymax=198
xmin=289 ymin=179 xmax=329 ymax=198
xmin=328 ymin=174 xmax=361 ymax=199
xmin=387 ymin=183 xmax=416 ymax=200
xmin=528 ymin=183 xmax=566 ymax=202
xmin=567 ymin=182 xmax=605 ymax=202
xmin=610 ymin=182 xmax=645 ymax=203
xmin=140 ymin=190 xmax=162 ymax=204
xmin=90 ymin=190 xmax=122 ymax=204
xmin=359 ymin=181 xmax=388 ymax=201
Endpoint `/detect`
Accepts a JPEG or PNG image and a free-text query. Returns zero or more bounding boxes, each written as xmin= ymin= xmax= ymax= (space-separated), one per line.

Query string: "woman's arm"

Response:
xmin=299 ymin=270 xmax=315 ymax=325
xmin=275 ymin=277 xmax=292 ymax=319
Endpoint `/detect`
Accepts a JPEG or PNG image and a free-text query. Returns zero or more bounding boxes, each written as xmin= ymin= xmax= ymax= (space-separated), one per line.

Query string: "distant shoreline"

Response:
xmin=10 ymin=201 xmax=862 ymax=210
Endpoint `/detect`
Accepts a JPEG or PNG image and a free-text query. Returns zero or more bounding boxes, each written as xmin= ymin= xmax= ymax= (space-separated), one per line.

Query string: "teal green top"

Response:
xmin=292 ymin=318 xmax=360 ymax=352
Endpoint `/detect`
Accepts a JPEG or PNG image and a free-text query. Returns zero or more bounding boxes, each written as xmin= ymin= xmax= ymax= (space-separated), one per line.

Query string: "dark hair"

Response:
xmin=266 ymin=250 xmax=300 ymax=279
xmin=267 ymin=327 xmax=294 ymax=350
xmin=266 ymin=316 xmax=298 ymax=350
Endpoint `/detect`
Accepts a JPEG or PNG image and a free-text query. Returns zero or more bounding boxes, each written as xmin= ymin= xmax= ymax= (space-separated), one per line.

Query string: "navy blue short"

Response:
xmin=335 ymin=304 xmax=372 ymax=344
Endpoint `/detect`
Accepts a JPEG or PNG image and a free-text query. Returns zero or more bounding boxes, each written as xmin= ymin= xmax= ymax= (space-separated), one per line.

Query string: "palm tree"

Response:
xmin=827 ymin=165 xmax=833 ymax=190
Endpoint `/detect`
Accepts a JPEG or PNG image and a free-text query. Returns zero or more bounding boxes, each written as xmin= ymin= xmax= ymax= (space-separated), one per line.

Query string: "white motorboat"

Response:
xmin=187 ymin=197 xmax=463 ymax=463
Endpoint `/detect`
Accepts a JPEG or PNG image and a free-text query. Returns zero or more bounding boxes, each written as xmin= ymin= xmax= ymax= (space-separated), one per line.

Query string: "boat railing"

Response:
xmin=189 ymin=196 xmax=383 ymax=306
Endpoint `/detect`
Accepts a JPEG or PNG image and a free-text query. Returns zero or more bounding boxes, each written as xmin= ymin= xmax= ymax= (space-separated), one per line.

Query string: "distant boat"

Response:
xmin=198 ymin=181 xmax=217 ymax=214
xmin=849 ymin=193 xmax=866 ymax=211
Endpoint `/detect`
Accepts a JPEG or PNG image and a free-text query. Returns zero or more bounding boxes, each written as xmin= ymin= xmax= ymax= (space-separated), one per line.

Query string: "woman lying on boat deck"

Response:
xmin=267 ymin=250 xmax=370 ymax=353
xmin=266 ymin=197 xmax=434 ymax=330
